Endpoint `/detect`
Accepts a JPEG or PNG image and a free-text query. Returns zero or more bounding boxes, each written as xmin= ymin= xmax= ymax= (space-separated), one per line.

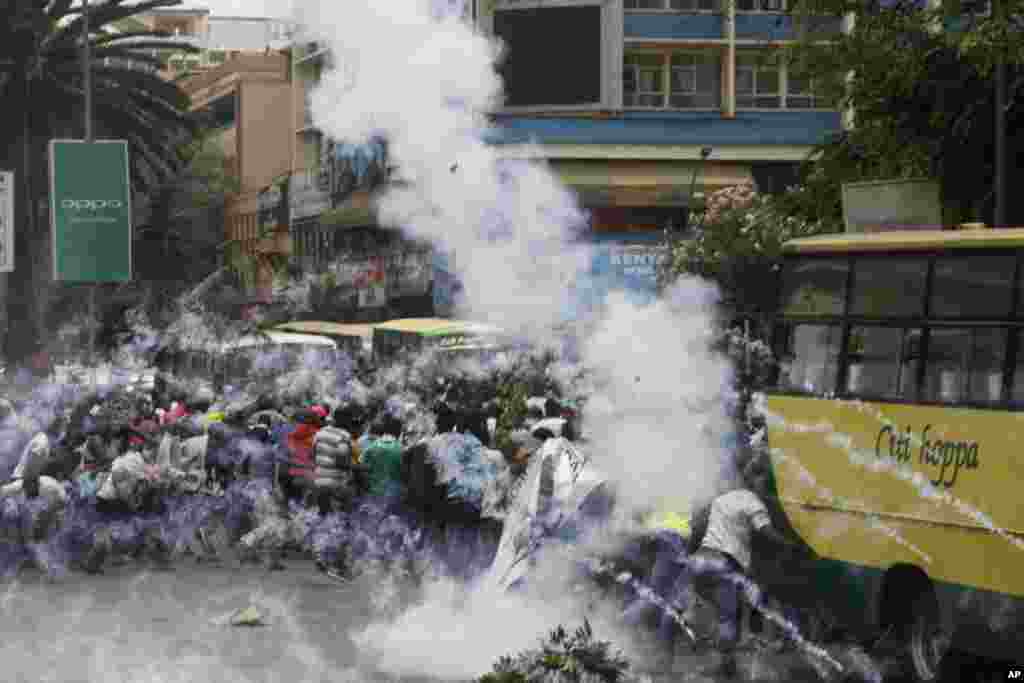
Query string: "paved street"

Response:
xmin=0 ymin=554 xmax=845 ymax=683
xmin=0 ymin=558 xmax=401 ymax=683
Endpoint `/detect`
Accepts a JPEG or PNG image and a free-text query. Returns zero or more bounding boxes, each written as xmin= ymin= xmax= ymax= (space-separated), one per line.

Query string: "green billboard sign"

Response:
xmin=49 ymin=140 xmax=132 ymax=282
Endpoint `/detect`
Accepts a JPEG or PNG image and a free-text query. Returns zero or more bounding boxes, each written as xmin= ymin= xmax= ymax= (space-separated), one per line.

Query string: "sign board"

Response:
xmin=385 ymin=245 xmax=432 ymax=298
xmin=49 ymin=140 xmax=132 ymax=282
xmin=290 ymin=170 xmax=330 ymax=221
xmin=841 ymin=179 xmax=943 ymax=233
xmin=0 ymin=171 xmax=13 ymax=273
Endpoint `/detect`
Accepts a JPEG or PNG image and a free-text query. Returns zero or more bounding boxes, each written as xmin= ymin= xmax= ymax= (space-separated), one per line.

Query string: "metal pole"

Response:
xmin=994 ymin=0 xmax=1007 ymax=227
xmin=83 ymin=0 xmax=98 ymax=382
xmin=83 ymin=0 xmax=93 ymax=143
xmin=90 ymin=286 xmax=98 ymax=387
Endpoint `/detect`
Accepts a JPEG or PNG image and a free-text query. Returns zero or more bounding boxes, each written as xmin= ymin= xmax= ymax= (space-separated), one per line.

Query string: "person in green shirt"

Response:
xmin=359 ymin=413 xmax=404 ymax=500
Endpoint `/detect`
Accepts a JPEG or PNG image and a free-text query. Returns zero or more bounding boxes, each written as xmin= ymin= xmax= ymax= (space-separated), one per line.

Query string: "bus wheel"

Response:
xmin=905 ymin=589 xmax=951 ymax=682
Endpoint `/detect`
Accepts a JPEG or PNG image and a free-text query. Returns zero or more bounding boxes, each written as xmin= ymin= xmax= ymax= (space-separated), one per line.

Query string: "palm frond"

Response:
xmin=44 ymin=0 xmax=184 ymax=53
xmin=91 ymin=29 xmax=173 ymax=45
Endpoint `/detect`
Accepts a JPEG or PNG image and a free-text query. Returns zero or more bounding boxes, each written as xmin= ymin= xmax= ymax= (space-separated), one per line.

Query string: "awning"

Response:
xmin=549 ymin=160 xmax=753 ymax=207
xmin=320 ymin=190 xmax=377 ymax=228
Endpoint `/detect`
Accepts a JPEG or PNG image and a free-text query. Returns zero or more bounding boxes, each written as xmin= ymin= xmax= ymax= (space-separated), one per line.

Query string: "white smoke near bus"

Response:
xmin=289 ymin=0 xmax=742 ymax=679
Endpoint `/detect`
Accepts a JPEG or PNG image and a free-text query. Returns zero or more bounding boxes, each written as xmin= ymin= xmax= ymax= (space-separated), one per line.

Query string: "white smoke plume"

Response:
xmin=298 ymin=0 xmax=593 ymax=339
xmin=581 ymin=281 xmax=735 ymax=514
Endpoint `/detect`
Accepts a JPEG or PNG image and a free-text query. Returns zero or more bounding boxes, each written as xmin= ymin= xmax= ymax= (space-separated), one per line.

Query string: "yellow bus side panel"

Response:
xmin=764 ymin=395 xmax=1024 ymax=598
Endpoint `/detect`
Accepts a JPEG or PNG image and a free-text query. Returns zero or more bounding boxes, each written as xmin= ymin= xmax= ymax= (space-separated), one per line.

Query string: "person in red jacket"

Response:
xmin=283 ymin=407 xmax=324 ymax=503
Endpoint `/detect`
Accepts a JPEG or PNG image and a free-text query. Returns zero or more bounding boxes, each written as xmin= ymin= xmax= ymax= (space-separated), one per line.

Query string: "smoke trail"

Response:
xmin=298 ymin=0 xmax=593 ymax=339
xmin=580 ymin=283 xmax=735 ymax=514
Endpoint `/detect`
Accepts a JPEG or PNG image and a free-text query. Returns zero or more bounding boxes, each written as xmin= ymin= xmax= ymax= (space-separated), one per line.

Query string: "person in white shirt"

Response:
xmin=687 ymin=456 xmax=807 ymax=679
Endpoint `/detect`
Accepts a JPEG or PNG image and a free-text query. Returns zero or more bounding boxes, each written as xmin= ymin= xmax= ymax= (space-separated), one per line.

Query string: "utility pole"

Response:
xmin=83 ymin=0 xmax=99 ymax=381
xmin=84 ymin=0 xmax=93 ymax=144
xmin=994 ymin=0 xmax=1007 ymax=227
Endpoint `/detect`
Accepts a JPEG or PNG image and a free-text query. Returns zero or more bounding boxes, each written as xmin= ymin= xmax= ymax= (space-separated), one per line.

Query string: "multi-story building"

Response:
xmin=481 ymin=0 xmax=844 ymax=303
xmin=284 ymin=1 xmax=845 ymax=317
xmin=124 ymin=8 xmax=293 ymax=80
xmin=288 ymin=41 xmax=434 ymax=321
xmin=118 ymin=8 xmax=297 ymax=304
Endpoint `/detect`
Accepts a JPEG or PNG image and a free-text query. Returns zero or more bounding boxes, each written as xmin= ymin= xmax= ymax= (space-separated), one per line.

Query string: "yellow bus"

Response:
xmin=763 ymin=228 xmax=1024 ymax=681
xmin=371 ymin=318 xmax=508 ymax=364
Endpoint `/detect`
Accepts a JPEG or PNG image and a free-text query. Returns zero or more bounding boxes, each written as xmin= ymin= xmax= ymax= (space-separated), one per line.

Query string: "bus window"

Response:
xmin=850 ymin=257 xmax=927 ymax=318
xmin=775 ymin=323 xmax=841 ymax=396
xmin=779 ymin=258 xmax=849 ymax=316
xmin=931 ymin=255 xmax=1014 ymax=319
xmin=924 ymin=328 xmax=1006 ymax=404
xmin=1013 ymin=331 xmax=1024 ymax=403
xmin=846 ymin=326 xmax=921 ymax=399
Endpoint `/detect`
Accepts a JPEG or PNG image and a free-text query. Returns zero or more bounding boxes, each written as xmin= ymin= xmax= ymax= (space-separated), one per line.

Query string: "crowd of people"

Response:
xmin=0 ymin=365 xmax=590 ymax=587
xmin=0 ymin=355 xmax=815 ymax=680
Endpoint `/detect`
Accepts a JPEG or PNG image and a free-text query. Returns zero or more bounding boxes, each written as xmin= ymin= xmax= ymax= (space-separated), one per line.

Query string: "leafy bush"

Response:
xmin=479 ymin=620 xmax=635 ymax=683
xmin=667 ymin=183 xmax=829 ymax=318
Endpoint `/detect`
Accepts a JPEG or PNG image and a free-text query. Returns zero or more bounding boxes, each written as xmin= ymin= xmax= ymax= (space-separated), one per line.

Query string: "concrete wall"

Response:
xmin=238 ymin=80 xmax=292 ymax=194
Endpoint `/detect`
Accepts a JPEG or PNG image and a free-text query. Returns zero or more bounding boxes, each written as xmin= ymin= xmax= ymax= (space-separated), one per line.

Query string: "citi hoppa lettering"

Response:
xmin=875 ymin=424 xmax=979 ymax=488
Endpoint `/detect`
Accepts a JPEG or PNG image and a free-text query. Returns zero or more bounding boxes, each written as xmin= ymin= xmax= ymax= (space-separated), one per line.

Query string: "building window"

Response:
xmin=623 ymin=54 xmax=664 ymax=106
xmin=736 ymin=51 xmax=834 ymax=110
xmin=785 ymin=72 xmax=830 ymax=109
xmin=624 ymin=52 xmax=721 ymax=109
xmin=670 ymin=54 xmax=722 ymax=107
xmin=736 ymin=0 xmax=785 ymax=11
xmin=736 ymin=52 xmax=781 ymax=108
xmin=625 ymin=0 xmax=719 ymax=8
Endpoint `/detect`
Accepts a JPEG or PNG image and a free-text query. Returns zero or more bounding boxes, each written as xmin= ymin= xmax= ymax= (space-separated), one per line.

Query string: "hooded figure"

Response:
xmin=486 ymin=435 xmax=610 ymax=592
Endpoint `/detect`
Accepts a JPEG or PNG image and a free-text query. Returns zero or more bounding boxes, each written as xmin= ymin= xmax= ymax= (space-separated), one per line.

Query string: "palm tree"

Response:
xmin=134 ymin=130 xmax=240 ymax=309
xmin=0 ymin=0 xmax=200 ymax=371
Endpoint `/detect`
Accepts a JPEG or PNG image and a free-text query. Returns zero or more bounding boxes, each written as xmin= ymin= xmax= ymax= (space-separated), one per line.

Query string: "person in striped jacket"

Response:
xmin=311 ymin=404 xmax=368 ymax=581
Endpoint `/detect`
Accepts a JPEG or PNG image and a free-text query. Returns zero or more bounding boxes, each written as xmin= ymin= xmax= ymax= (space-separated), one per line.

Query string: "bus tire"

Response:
xmin=905 ymin=588 xmax=950 ymax=683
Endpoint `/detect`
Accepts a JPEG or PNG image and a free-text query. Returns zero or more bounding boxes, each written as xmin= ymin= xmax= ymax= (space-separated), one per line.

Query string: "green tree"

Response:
xmin=0 ymin=0 xmax=199 ymax=370
xmin=666 ymin=184 xmax=827 ymax=322
xmin=782 ymin=0 xmax=1024 ymax=227
xmin=134 ymin=129 xmax=240 ymax=313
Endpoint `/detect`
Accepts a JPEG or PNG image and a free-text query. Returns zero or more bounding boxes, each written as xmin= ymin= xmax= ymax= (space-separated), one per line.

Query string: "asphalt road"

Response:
xmin=0 ymin=556 xmax=850 ymax=683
